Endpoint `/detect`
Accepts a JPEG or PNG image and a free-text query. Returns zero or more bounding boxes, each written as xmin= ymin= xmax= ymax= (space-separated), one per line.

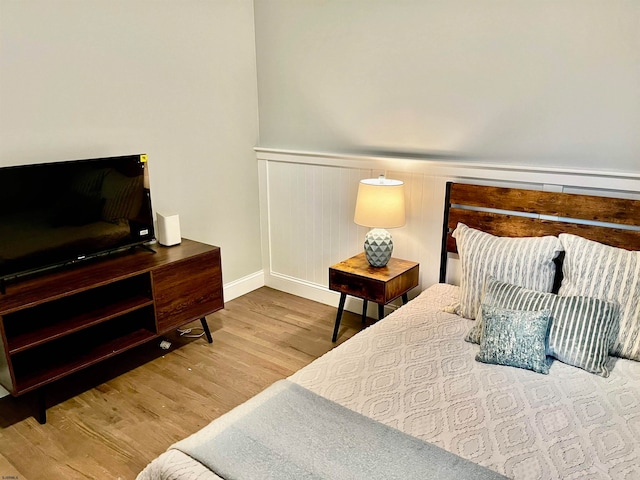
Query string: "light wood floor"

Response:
xmin=0 ymin=287 xmax=367 ymax=480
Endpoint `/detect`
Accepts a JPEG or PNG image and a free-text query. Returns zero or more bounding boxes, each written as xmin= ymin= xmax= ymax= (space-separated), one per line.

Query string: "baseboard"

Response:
xmin=223 ymin=270 xmax=265 ymax=302
xmin=264 ymin=272 xmax=338 ymax=305
xmin=221 ymin=268 xmax=389 ymax=314
xmin=264 ymin=271 xmax=402 ymax=317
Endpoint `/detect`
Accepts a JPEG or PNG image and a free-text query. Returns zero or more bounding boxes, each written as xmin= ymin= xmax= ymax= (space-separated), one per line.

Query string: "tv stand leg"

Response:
xmin=200 ymin=317 xmax=213 ymax=344
xmin=36 ymin=388 xmax=47 ymax=424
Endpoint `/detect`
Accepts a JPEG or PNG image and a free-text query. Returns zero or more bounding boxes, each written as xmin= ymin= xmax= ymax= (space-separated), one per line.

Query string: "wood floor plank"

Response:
xmin=0 ymin=287 xmax=366 ymax=479
xmin=0 ymin=451 xmax=28 ymax=480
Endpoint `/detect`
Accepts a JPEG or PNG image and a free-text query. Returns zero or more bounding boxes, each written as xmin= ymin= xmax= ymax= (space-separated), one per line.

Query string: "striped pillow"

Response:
xmin=452 ymin=223 xmax=563 ymax=319
xmin=559 ymin=233 xmax=640 ymax=361
xmin=466 ymin=277 xmax=620 ymax=377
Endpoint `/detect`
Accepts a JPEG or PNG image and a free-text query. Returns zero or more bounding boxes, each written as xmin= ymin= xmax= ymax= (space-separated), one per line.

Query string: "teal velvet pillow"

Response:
xmin=476 ymin=304 xmax=552 ymax=375
xmin=467 ymin=276 xmax=620 ymax=377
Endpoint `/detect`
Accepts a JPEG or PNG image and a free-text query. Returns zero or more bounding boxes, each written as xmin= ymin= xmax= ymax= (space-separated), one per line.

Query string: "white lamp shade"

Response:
xmin=354 ymin=177 xmax=406 ymax=228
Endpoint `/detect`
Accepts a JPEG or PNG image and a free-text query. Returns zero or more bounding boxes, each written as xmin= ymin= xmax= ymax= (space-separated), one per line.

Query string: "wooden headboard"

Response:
xmin=439 ymin=182 xmax=640 ymax=283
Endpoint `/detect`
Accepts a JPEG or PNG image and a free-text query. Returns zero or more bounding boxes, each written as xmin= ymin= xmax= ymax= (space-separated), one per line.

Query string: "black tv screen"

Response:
xmin=0 ymin=154 xmax=155 ymax=285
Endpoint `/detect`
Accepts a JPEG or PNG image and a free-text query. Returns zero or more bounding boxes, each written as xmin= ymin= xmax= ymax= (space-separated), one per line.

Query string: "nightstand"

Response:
xmin=329 ymin=253 xmax=419 ymax=342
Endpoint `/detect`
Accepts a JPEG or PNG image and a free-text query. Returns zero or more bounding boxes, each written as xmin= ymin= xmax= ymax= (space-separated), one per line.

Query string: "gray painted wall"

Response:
xmin=2 ymin=1 xmax=638 ymax=290
xmin=0 ymin=0 xmax=262 ymax=284
xmin=255 ymin=1 xmax=640 ymax=173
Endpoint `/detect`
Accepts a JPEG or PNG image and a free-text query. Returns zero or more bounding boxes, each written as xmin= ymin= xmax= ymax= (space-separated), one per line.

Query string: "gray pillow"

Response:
xmin=559 ymin=233 xmax=640 ymax=361
xmin=476 ymin=304 xmax=552 ymax=374
xmin=452 ymin=223 xmax=563 ymax=319
xmin=467 ymin=277 xmax=620 ymax=377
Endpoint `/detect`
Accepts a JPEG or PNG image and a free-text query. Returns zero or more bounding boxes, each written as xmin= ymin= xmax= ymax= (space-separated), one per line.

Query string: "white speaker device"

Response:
xmin=157 ymin=213 xmax=181 ymax=246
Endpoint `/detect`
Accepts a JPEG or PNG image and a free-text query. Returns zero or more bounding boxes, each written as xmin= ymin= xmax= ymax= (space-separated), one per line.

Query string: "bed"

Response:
xmin=137 ymin=182 xmax=640 ymax=480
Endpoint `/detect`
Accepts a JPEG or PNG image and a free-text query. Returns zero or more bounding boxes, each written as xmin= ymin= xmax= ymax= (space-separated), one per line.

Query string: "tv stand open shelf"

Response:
xmin=0 ymin=239 xmax=223 ymax=424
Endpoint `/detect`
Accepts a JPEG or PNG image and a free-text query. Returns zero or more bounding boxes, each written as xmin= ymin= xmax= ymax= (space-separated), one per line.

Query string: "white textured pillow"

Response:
xmin=452 ymin=223 xmax=563 ymax=319
xmin=558 ymin=233 xmax=640 ymax=361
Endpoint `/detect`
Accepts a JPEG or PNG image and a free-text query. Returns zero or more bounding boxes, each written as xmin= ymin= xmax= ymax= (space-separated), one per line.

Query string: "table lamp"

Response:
xmin=354 ymin=175 xmax=406 ymax=267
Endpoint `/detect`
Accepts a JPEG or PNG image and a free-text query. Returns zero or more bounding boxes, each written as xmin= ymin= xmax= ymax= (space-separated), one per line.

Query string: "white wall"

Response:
xmin=0 ymin=0 xmax=262 ymax=293
xmin=254 ymin=1 xmax=640 ymax=173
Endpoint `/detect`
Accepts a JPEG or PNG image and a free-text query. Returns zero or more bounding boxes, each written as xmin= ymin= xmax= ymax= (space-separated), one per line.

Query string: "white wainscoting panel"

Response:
xmin=256 ymin=148 xmax=640 ymax=315
xmin=266 ymin=161 xmax=369 ymax=285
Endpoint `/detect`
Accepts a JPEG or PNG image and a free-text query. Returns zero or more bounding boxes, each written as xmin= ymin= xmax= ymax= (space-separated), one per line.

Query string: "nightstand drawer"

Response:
xmin=329 ymin=269 xmax=386 ymax=303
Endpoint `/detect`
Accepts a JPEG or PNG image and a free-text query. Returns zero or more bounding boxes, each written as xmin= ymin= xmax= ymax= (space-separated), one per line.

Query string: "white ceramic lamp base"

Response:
xmin=364 ymin=228 xmax=393 ymax=267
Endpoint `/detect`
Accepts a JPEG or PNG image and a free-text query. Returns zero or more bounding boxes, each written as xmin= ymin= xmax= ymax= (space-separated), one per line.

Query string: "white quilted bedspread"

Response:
xmin=290 ymin=284 xmax=640 ymax=480
xmin=138 ymin=284 xmax=640 ymax=480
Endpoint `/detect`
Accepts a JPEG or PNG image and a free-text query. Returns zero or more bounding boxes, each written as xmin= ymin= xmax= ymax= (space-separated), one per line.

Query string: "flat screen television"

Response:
xmin=0 ymin=154 xmax=155 ymax=289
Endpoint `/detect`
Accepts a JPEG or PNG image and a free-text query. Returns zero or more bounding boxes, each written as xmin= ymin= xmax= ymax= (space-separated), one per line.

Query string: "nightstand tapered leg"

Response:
xmin=361 ymin=299 xmax=368 ymax=325
xmin=332 ymin=293 xmax=347 ymax=342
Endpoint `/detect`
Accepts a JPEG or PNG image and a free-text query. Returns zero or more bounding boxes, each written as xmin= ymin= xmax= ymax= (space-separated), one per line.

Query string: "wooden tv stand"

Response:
xmin=0 ymin=239 xmax=223 ymax=423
